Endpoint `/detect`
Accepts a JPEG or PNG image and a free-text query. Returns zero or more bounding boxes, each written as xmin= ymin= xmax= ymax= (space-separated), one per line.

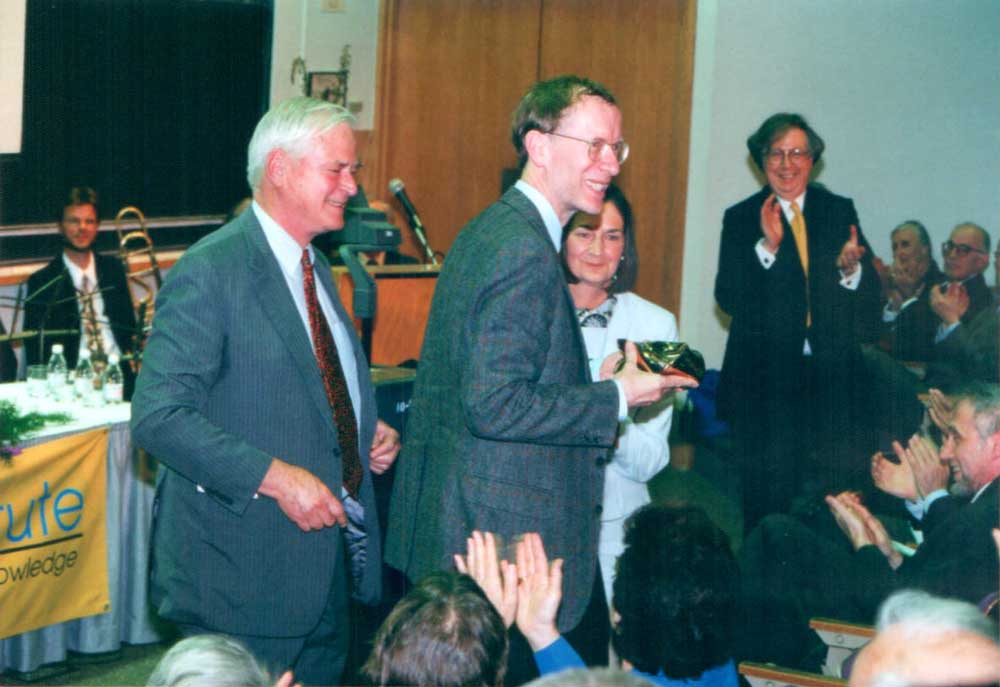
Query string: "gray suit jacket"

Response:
xmin=385 ymin=186 xmax=619 ymax=631
xmin=131 ymin=210 xmax=381 ymax=637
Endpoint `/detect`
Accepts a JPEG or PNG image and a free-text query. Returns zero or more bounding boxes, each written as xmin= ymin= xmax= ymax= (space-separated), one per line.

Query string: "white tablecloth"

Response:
xmin=0 ymin=383 xmax=165 ymax=673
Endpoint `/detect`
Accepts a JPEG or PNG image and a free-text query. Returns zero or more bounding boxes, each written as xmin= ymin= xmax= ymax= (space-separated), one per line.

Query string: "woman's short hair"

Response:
xmin=364 ymin=571 xmax=509 ymax=687
xmin=746 ymin=112 xmax=825 ymax=172
xmin=246 ymin=96 xmax=355 ymax=191
xmin=561 ymin=184 xmax=639 ymax=294
xmin=612 ymin=504 xmax=739 ymax=679
xmin=145 ymin=635 xmax=270 ymax=687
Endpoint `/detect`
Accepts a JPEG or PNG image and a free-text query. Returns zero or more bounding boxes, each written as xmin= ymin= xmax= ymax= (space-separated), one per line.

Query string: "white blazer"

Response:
xmin=582 ymin=291 xmax=677 ymax=600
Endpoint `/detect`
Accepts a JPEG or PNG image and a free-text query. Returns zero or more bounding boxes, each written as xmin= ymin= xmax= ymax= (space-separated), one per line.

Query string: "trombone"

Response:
xmin=115 ymin=206 xmax=162 ymax=370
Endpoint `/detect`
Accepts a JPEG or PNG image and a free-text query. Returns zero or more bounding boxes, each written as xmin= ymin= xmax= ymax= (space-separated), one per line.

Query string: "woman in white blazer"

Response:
xmin=561 ymin=184 xmax=676 ymax=603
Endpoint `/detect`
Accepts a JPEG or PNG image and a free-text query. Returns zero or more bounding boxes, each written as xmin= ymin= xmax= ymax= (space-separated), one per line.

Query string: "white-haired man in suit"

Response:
xmin=133 ymin=97 xmax=399 ymax=685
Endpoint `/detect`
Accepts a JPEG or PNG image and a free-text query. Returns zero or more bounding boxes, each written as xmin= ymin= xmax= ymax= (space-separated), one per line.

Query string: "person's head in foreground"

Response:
xmin=364 ymin=570 xmax=509 ymax=687
xmin=849 ymin=589 xmax=1000 ymax=687
xmin=146 ymin=634 xmax=271 ymax=687
xmin=612 ymin=503 xmax=739 ymax=679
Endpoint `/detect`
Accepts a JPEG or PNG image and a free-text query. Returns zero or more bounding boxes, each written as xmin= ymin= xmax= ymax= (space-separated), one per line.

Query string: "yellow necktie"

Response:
xmin=789 ymin=201 xmax=811 ymax=327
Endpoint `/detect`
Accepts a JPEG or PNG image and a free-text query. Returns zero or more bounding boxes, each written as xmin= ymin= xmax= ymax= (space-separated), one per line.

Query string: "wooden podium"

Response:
xmin=332 ymin=263 xmax=440 ymax=366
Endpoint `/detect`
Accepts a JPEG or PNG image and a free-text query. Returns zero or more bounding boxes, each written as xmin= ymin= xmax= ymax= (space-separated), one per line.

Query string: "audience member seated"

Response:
xmin=363 ymin=570 xmax=509 ymax=687
xmin=146 ymin=634 xmax=297 ymax=687
xmin=23 ymin=187 xmax=138 ymax=396
xmin=934 ymin=222 xmax=994 ymax=328
xmin=864 ymin=224 xmax=996 ymax=445
xmin=737 ymin=382 xmax=1000 ymax=670
xmin=459 ymin=504 xmax=739 ymax=687
xmin=850 ymin=589 xmax=1000 ymax=687
xmin=561 ymin=184 xmax=676 ymax=604
xmin=879 ymin=220 xmax=944 ymax=362
xmin=525 ymin=667 xmax=658 ymax=687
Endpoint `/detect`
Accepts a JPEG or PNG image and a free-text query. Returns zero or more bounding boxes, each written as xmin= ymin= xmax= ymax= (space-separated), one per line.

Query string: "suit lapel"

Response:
xmin=242 ymin=217 xmax=339 ymax=435
xmin=502 ymin=187 xmax=593 ymax=381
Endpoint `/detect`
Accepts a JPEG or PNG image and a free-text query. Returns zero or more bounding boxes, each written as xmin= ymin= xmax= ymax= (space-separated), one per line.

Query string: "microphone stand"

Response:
xmin=410 ymin=220 xmax=439 ymax=267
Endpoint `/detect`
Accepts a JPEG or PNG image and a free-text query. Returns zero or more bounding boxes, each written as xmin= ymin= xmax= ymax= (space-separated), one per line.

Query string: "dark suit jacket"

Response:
xmin=131 ymin=210 xmax=382 ymax=637
xmin=23 ymin=252 xmax=137 ymax=368
xmin=954 ymin=272 xmax=994 ymax=325
xmin=715 ymin=184 xmax=881 ymax=426
xmin=883 ymin=263 xmax=945 ymax=363
xmin=851 ymin=479 xmax=999 ymax=616
xmin=925 ymin=301 xmax=998 ymax=391
xmin=737 ymin=482 xmax=998 ymax=666
xmin=385 ymin=186 xmax=619 ymax=632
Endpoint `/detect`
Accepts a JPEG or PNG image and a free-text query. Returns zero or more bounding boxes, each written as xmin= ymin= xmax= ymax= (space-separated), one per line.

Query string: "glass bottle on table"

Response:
xmin=46 ymin=343 xmax=69 ymax=397
xmin=74 ymin=349 xmax=95 ymax=402
xmin=102 ymin=353 xmax=124 ymax=404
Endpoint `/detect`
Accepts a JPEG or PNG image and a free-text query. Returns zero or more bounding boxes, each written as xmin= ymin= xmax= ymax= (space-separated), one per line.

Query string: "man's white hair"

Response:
xmin=146 ymin=634 xmax=270 ymax=687
xmin=246 ymin=96 xmax=355 ymax=191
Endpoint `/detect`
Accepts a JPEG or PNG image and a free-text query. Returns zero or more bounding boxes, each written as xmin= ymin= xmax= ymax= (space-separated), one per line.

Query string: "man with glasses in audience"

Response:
xmin=386 ymin=75 xmax=694 ymax=684
xmin=715 ymin=113 xmax=881 ymax=531
xmin=930 ymin=222 xmax=994 ymax=340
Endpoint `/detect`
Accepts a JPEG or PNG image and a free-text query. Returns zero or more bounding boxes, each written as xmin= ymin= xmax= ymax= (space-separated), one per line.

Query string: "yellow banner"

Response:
xmin=0 ymin=427 xmax=109 ymax=639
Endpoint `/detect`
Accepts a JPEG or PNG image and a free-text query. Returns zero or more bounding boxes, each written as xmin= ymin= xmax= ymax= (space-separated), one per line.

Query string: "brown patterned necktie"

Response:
xmin=301 ymin=250 xmax=362 ymax=498
xmin=79 ymin=275 xmax=106 ymax=360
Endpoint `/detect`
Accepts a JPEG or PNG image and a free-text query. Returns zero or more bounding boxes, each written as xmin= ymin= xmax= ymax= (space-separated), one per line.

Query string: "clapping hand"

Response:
xmin=826 ymin=491 xmax=903 ymax=569
xmin=515 ymin=532 xmax=563 ymax=651
xmin=453 ymin=530 xmax=518 ymax=628
xmin=930 ymin=282 xmax=969 ymax=326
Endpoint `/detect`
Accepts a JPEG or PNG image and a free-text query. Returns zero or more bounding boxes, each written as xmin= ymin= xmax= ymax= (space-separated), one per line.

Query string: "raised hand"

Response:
xmin=514 ymin=532 xmax=563 ymax=651
xmin=759 ymin=193 xmax=784 ymax=253
xmin=930 ymin=281 xmax=969 ymax=326
xmin=872 ymin=449 xmax=918 ymax=501
xmin=899 ymin=434 xmax=948 ymax=499
xmin=453 ymin=530 xmax=518 ymax=628
xmin=836 ymin=225 xmax=866 ymax=275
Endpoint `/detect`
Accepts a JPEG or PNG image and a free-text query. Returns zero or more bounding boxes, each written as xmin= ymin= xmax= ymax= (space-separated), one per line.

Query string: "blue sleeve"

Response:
xmin=533 ymin=636 xmax=586 ymax=675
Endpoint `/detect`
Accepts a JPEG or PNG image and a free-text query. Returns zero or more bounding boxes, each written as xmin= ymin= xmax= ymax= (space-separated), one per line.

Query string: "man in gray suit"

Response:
xmin=132 ymin=97 xmax=399 ymax=685
xmin=385 ymin=75 xmax=694 ymax=681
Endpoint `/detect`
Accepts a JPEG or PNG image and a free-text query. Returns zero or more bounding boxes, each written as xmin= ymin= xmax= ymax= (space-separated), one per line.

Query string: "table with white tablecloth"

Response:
xmin=0 ymin=383 xmax=166 ymax=673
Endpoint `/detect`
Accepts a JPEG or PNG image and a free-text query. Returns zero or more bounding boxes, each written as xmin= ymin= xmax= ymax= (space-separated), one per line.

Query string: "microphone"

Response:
xmin=388 ymin=178 xmax=438 ymax=266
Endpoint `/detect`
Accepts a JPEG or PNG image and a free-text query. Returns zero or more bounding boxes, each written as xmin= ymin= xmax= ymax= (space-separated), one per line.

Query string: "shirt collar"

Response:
xmin=776 ymin=191 xmax=807 ymax=220
xmin=515 ymin=180 xmax=563 ymax=250
xmin=971 ymin=478 xmax=995 ymax=503
xmin=253 ymin=200 xmax=313 ymax=279
xmin=61 ymin=251 xmax=97 ymax=289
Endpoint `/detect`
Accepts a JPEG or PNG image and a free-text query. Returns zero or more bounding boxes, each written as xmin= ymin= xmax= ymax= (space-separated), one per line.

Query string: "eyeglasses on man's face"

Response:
xmin=764 ymin=148 xmax=811 ymax=165
xmin=942 ymin=240 xmax=988 ymax=257
xmin=546 ymin=132 xmax=629 ymax=165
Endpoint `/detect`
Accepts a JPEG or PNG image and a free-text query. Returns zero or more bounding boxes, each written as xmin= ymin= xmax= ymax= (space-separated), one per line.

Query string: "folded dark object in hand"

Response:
xmin=614 ymin=340 xmax=706 ymax=382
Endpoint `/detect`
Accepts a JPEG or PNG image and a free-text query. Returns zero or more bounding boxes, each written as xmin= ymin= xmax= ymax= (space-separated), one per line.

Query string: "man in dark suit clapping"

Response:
xmin=385 ymin=75 xmax=694 ymax=683
xmin=715 ymin=113 xmax=882 ymax=530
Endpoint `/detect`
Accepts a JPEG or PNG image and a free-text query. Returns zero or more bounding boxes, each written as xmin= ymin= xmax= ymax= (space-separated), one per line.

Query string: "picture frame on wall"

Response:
xmin=307 ymin=71 xmax=349 ymax=107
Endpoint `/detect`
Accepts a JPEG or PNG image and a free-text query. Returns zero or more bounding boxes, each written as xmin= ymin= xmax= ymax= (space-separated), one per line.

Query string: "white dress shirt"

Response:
xmin=252 ymin=201 xmax=362 ymax=434
xmin=61 ymin=252 xmax=122 ymax=360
